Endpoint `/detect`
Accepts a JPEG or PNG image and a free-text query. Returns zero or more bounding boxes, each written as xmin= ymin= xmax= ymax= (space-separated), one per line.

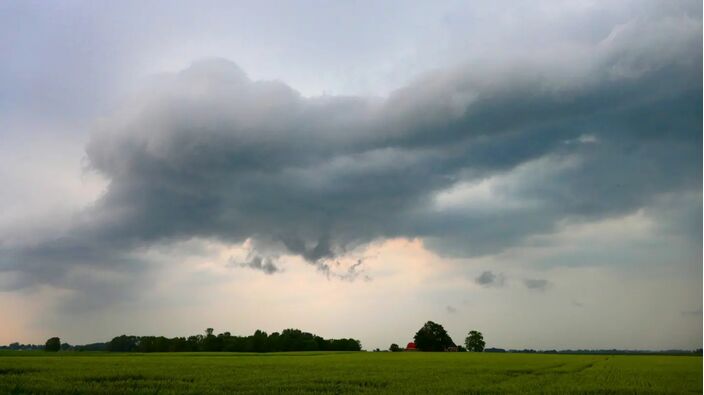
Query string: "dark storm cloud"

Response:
xmin=233 ymin=255 xmax=281 ymax=275
xmin=524 ymin=279 xmax=550 ymax=291
xmin=475 ymin=271 xmax=505 ymax=287
xmin=0 ymin=6 xmax=700 ymax=288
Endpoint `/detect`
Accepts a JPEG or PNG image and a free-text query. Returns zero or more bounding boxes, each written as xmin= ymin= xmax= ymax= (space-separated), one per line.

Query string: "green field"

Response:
xmin=0 ymin=351 xmax=700 ymax=394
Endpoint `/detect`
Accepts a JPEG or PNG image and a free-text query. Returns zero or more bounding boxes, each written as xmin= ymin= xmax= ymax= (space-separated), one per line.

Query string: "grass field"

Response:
xmin=0 ymin=351 xmax=700 ymax=394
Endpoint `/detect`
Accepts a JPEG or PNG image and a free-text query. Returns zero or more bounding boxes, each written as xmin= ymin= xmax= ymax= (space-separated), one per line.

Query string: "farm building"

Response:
xmin=405 ymin=342 xmax=416 ymax=351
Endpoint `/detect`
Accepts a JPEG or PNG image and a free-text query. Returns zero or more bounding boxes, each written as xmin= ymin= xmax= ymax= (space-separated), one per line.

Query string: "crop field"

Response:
xmin=0 ymin=351 xmax=700 ymax=394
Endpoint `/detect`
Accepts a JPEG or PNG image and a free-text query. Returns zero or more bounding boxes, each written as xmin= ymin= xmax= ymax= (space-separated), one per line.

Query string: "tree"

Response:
xmin=413 ymin=321 xmax=455 ymax=351
xmin=389 ymin=343 xmax=401 ymax=352
xmin=108 ymin=335 xmax=139 ymax=352
xmin=465 ymin=330 xmax=485 ymax=352
xmin=45 ymin=337 xmax=61 ymax=352
xmin=202 ymin=328 xmax=220 ymax=351
xmin=252 ymin=330 xmax=268 ymax=352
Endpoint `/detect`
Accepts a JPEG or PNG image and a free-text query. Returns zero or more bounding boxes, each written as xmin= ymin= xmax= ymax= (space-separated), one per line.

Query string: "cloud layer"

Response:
xmin=0 ymin=4 xmax=701 ymax=292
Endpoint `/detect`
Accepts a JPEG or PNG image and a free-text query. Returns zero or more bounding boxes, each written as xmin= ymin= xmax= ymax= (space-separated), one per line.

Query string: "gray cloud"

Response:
xmin=316 ymin=258 xmax=370 ymax=282
xmin=475 ymin=271 xmax=505 ymax=287
xmin=231 ymin=255 xmax=281 ymax=275
xmin=0 ymin=5 xmax=700 ymax=292
xmin=524 ymin=279 xmax=551 ymax=291
xmin=446 ymin=305 xmax=457 ymax=314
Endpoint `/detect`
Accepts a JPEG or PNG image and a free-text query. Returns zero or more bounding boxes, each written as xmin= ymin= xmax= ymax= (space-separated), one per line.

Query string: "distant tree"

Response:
xmin=389 ymin=343 xmax=401 ymax=352
xmin=465 ymin=330 xmax=485 ymax=352
xmin=267 ymin=332 xmax=281 ymax=351
xmin=252 ymin=330 xmax=268 ymax=352
xmin=202 ymin=328 xmax=220 ymax=351
xmin=108 ymin=335 xmax=139 ymax=352
xmin=45 ymin=337 xmax=61 ymax=352
xmin=413 ymin=321 xmax=455 ymax=351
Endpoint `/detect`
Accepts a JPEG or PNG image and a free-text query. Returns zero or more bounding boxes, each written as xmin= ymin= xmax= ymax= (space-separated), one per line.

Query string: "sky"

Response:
xmin=0 ymin=0 xmax=701 ymax=351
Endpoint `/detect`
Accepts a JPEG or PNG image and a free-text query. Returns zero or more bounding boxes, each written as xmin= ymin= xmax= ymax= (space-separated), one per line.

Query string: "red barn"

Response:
xmin=405 ymin=342 xmax=416 ymax=351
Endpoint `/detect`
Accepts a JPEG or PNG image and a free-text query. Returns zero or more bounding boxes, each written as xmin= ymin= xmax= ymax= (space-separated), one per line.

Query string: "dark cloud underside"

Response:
xmin=0 ymin=7 xmax=701 ymax=289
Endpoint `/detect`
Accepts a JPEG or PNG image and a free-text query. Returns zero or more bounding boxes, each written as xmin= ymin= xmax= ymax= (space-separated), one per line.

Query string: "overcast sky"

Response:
xmin=0 ymin=0 xmax=701 ymax=350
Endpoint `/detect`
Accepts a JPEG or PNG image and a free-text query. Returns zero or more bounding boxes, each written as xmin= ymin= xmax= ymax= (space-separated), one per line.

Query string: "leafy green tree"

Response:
xmin=413 ymin=321 xmax=455 ymax=351
xmin=45 ymin=337 xmax=61 ymax=352
xmin=389 ymin=343 xmax=401 ymax=352
xmin=465 ymin=330 xmax=485 ymax=352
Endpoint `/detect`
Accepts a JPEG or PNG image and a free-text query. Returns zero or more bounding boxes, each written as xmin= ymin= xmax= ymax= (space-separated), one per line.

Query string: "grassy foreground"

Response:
xmin=0 ymin=351 xmax=700 ymax=394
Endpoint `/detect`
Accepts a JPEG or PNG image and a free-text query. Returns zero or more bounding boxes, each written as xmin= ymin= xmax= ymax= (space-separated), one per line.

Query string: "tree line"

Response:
xmin=107 ymin=328 xmax=361 ymax=353
xmin=388 ymin=321 xmax=485 ymax=352
xmin=5 ymin=321 xmax=703 ymax=355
